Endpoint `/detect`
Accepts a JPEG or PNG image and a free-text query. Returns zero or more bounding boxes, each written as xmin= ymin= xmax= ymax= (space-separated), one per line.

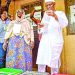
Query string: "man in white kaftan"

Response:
xmin=36 ymin=0 xmax=68 ymax=74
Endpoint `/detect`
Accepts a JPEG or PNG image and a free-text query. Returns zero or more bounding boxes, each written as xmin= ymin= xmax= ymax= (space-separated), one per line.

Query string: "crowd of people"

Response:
xmin=0 ymin=0 xmax=68 ymax=75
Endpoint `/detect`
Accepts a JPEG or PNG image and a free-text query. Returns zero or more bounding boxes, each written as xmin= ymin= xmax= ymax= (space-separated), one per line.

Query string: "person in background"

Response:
xmin=30 ymin=9 xmax=51 ymax=73
xmin=30 ymin=9 xmax=42 ymax=41
xmin=36 ymin=0 xmax=68 ymax=75
xmin=0 ymin=11 xmax=10 ymax=68
xmin=3 ymin=9 xmax=34 ymax=72
xmin=8 ymin=14 xmax=14 ymax=21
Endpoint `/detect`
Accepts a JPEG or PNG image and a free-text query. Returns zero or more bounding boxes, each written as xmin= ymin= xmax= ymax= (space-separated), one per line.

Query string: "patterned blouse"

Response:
xmin=4 ymin=19 xmax=34 ymax=45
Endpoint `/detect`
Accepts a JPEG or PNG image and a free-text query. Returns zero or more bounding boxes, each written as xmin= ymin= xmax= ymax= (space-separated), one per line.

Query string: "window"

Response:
xmin=65 ymin=0 xmax=75 ymax=34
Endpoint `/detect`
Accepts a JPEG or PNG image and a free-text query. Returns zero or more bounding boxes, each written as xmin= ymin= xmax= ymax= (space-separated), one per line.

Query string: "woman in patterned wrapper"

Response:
xmin=30 ymin=9 xmax=42 ymax=41
xmin=3 ymin=9 xmax=34 ymax=72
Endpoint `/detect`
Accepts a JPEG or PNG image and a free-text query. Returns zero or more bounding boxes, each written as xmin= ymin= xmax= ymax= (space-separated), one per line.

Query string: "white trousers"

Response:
xmin=51 ymin=68 xmax=59 ymax=75
xmin=38 ymin=64 xmax=59 ymax=75
xmin=38 ymin=65 xmax=46 ymax=72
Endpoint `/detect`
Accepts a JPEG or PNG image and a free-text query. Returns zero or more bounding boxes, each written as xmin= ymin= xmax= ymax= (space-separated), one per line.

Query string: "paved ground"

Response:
xmin=19 ymin=71 xmax=50 ymax=75
xmin=19 ymin=71 xmax=75 ymax=75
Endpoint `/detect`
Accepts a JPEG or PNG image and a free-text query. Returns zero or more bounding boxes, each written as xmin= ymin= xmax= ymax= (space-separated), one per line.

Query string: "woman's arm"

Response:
xmin=4 ymin=21 xmax=13 ymax=40
xmin=30 ymin=10 xmax=41 ymax=25
xmin=3 ymin=21 xmax=13 ymax=51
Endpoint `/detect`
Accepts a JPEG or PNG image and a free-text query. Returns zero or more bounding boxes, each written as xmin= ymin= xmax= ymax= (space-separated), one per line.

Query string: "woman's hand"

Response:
xmin=3 ymin=40 xmax=8 ymax=51
xmin=30 ymin=41 xmax=34 ymax=49
xmin=3 ymin=42 xmax=8 ymax=51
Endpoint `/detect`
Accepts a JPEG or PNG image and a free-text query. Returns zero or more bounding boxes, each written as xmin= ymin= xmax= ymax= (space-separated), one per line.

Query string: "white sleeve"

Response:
xmin=41 ymin=12 xmax=49 ymax=25
xmin=39 ymin=12 xmax=49 ymax=34
xmin=57 ymin=11 xmax=68 ymax=28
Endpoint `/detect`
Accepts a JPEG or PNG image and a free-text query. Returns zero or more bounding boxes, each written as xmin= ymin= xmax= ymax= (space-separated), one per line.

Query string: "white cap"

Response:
xmin=45 ymin=0 xmax=55 ymax=3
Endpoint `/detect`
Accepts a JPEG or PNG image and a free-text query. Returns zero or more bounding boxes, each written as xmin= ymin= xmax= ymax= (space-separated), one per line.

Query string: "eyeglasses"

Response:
xmin=17 ymin=10 xmax=23 ymax=13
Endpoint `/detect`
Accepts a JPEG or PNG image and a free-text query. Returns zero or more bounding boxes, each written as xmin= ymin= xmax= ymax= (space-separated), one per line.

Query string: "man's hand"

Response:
xmin=38 ymin=23 xmax=44 ymax=28
xmin=46 ymin=10 xmax=54 ymax=16
xmin=46 ymin=10 xmax=58 ymax=21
